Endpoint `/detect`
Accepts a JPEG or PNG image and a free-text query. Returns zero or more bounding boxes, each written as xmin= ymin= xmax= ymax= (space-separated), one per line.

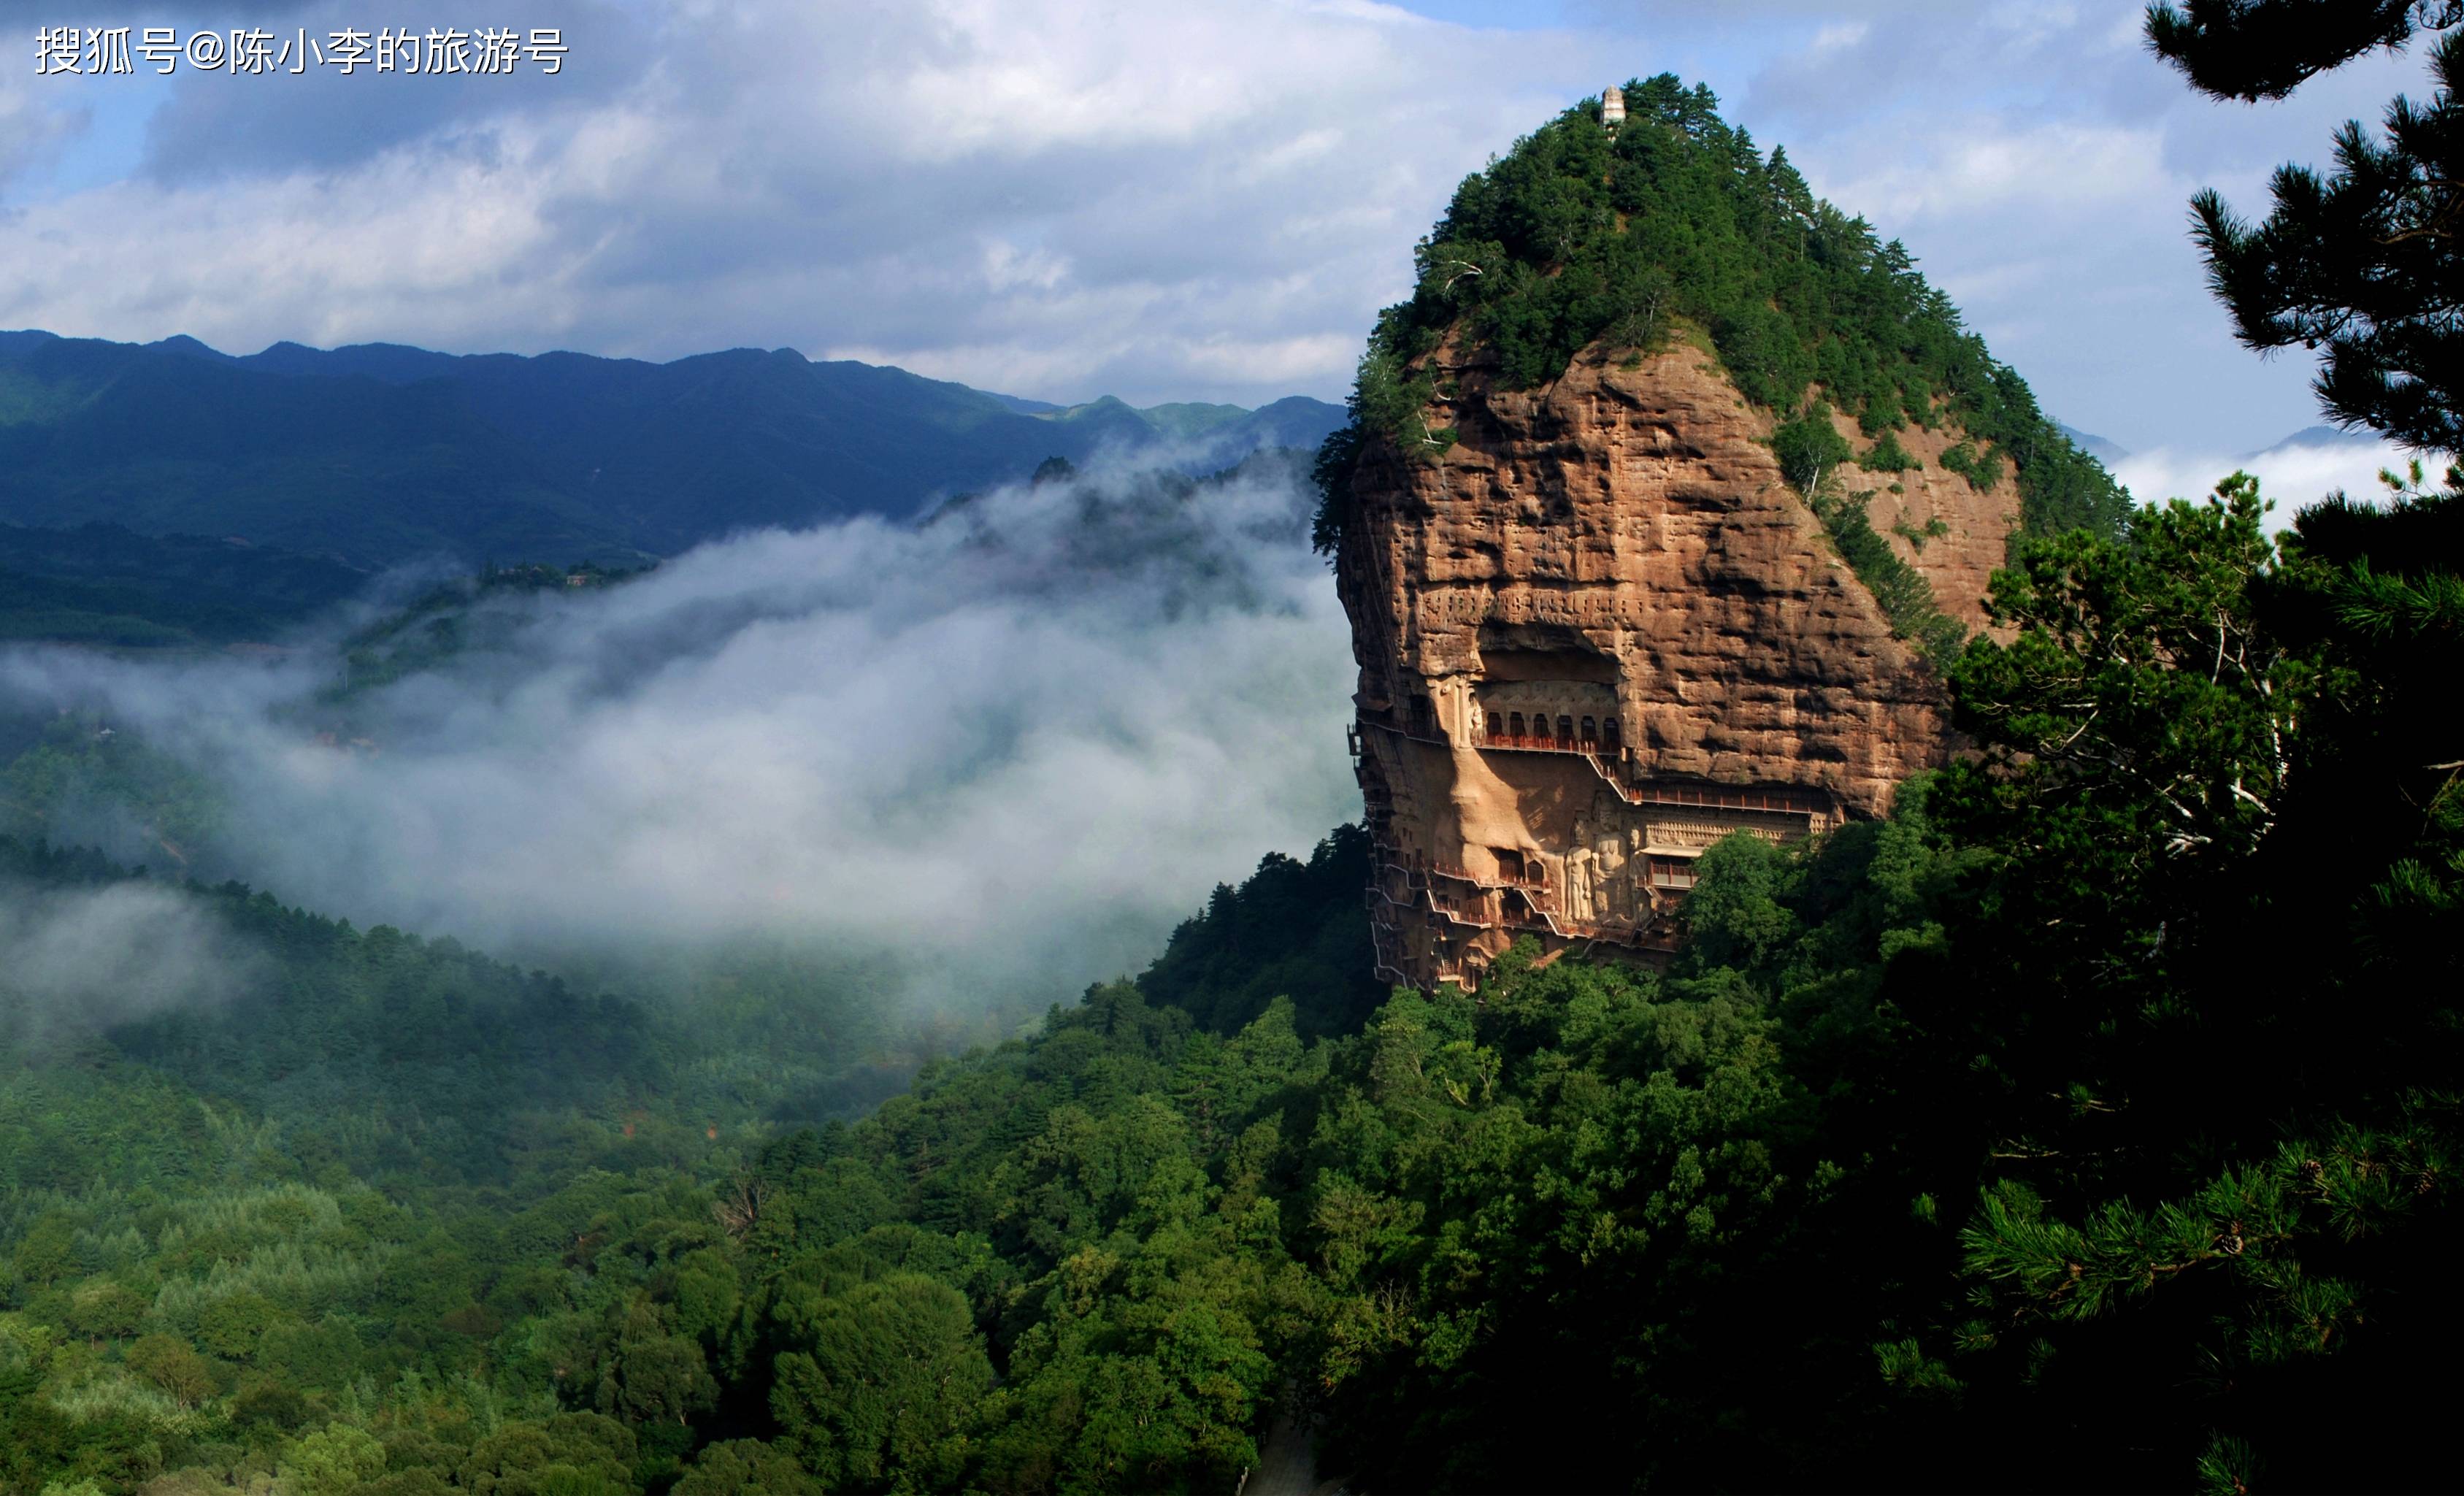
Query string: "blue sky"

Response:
xmin=0 ymin=1 xmax=2441 ymax=497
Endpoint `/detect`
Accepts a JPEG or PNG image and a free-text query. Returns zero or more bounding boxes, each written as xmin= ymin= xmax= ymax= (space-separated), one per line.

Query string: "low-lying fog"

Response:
xmin=0 ymin=458 xmax=1360 ymax=1015
xmin=12 ymin=440 xmax=2377 ymax=1025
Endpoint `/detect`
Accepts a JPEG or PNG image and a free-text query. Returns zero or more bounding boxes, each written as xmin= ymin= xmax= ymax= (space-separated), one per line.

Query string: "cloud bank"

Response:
xmin=2111 ymin=432 xmax=2414 ymax=532
xmin=0 ymin=0 xmax=1583 ymax=410
xmin=0 ymin=457 xmax=1361 ymax=1010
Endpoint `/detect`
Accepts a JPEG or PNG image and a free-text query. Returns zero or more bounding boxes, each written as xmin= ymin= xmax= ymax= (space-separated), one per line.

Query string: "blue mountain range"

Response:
xmin=0 ymin=330 xmax=1344 ymax=567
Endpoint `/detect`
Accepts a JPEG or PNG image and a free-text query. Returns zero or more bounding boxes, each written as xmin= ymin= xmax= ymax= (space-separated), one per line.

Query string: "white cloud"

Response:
xmin=0 ymin=881 xmax=263 ymax=1045
xmin=1826 ymin=120 xmax=2173 ymax=222
xmin=0 ymin=456 xmax=1361 ymax=1011
xmin=0 ymin=1 xmax=2446 ymax=453
xmin=0 ymin=0 xmax=1592 ymax=406
xmin=2114 ymin=434 xmax=2416 ymax=532
xmin=0 ymin=67 xmax=84 ymax=190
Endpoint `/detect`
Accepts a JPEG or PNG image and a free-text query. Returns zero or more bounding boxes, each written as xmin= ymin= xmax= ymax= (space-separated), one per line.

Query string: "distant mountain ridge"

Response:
xmin=0 ymin=330 xmax=1344 ymax=567
xmin=2055 ymin=420 xmax=2387 ymax=469
xmin=2260 ymin=424 xmax=2383 ymax=451
xmin=2056 ymin=421 xmax=2129 ymax=466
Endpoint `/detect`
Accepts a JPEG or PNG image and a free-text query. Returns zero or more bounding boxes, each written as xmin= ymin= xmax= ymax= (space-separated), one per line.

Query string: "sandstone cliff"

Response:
xmin=1335 ymin=332 xmax=2019 ymax=990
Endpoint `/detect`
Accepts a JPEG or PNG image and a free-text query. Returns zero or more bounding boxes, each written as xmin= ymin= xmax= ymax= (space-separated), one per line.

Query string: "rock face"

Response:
xmin=1334 ymin=334 xmax=2018 ymax=990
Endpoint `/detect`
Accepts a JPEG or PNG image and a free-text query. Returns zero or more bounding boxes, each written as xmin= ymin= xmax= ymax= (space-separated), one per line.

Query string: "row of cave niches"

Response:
xmin=1392 ymin=695 xmax=1624 ymax=756
xmin=1357 ymin=705 xmax=1842 ymax=823
xmin=1481 ymin=710 xmax=1617 ymax=753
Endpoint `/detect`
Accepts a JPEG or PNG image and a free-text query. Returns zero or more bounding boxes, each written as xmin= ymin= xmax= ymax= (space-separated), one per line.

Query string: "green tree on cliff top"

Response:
xmin=1312 ymin=75 xmax=2127 ymax=558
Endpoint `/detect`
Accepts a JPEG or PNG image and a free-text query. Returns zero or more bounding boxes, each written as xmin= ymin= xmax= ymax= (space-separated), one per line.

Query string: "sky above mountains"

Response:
xmin=0 ymin=0 xmax=2438 ymax=484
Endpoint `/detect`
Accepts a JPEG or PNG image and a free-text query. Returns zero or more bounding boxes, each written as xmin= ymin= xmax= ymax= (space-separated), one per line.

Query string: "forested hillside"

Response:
xmin=0 ymin=826 xmax=1376 ymax=1494
xmin=3 ymin=456 xmax=2457 ymax=1492
xmin=0 ymin=525 xmax=369 ymax=652
xmin=1313 ymin=73 xmax=2128 ymax=564
xmin=5 ymin=9 xmax=2463 ymax=1492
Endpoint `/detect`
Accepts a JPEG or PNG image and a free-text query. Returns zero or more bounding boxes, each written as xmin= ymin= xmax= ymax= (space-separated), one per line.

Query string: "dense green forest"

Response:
xmin=0 ymin=524 xmax=366 ymax=652
xmin=7 ymin=9 xmax=2463 ymax=1492
xmin=0 ymin=826 xmax=1378 ymax=1494
xmin=1311 ymin=73 xmax=2131 ymax=564
xmin=4 ymin=469 xmax=2457 ymax=1492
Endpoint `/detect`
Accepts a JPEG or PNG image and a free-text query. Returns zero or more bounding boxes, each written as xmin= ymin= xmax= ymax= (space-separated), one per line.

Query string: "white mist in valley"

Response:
xmin=0 ymin=879 xmax=265 ymax=1046
xmin=2110 ymin=431 xmax=2421 ymax=531
xmin=0 ymin=459 xmax=1360 ymax=1013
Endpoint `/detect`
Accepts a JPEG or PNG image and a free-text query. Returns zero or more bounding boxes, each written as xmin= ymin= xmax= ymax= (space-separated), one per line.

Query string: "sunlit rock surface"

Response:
xmin=1334 ymin=334 xmax=2016 ymax=989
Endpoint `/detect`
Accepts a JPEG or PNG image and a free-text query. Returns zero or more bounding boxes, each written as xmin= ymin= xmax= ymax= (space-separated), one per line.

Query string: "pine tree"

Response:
xmin=2152 ymin=1 xmax=2464 ymax=449
xmin=2146 ymin=1 xmax=2458 ymax=101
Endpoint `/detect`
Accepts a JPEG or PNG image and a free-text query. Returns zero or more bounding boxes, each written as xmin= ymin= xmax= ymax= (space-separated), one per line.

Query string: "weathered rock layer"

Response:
xmin=1335 ymin=335 xmax=2017 ymax=989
